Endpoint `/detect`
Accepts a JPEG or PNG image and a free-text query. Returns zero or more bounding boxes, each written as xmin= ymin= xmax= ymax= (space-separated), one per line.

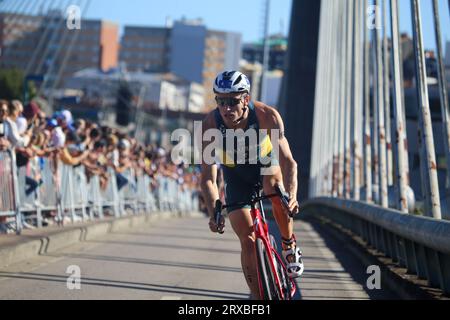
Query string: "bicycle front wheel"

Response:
xmin=270 ymin=235 xmax=292 ymax=300
xmin=256 ymin=238 xmax=279 ymax=300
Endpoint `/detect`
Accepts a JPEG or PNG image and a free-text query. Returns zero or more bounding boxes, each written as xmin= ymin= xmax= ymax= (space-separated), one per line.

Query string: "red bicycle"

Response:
xmin=214 ymin=183 xmax=297 ymax=300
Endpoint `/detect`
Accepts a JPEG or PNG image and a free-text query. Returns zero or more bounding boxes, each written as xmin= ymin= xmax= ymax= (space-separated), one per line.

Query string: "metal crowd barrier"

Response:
xmin=18 ymin=163 xmax=43 ymax=227
xmin=136 ymin=174 xmax=158 ymax=213
xmin=100 ymin=167 xmax=121 ymax=217
xmin=87 ymin=174 xmax=104 ymax=219
xmin=303 ymin=198 xmax=450 ymax=295
xmin=0 ymin=150 xmax=22 ymax=234
xmin=60 ymin=163 xmax=92 ymax=223
xmin=156 ymin=176 xmax=168 ymax=211
xmin=1 ymin=151 xmax=199 ymax=235
xmin=155 ymin=176 xmax=182 ymax=212
xmin=118 ymin=168 xmax=138 ymax=215
xmin=38 ymin=157 xmax=61 ymax=221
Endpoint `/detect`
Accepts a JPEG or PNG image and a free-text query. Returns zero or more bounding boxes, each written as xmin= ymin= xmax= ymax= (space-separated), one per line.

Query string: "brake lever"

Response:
xmin=274 ymin=185 xmax=295 ymax=218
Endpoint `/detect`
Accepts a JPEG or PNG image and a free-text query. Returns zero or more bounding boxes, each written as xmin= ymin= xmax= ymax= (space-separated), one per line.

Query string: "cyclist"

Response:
xmin=200 ymin=71 xmax=304 ymax=299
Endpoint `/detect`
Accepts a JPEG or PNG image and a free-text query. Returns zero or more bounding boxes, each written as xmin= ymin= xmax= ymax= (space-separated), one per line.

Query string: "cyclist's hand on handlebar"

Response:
xmin=275 ymin=184 xmax=299 ymax=217
xmin=287 ymin=195 xmax=300 ymax=216
xmin=209 ymin=216 xmax=225 ymax=234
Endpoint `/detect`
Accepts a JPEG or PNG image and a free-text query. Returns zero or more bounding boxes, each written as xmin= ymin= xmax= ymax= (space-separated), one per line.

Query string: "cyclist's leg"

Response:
xmin=222 ymin=170 xmax=260 ymax=299
xmin=262 ymin=167 xmax=293 ymax=243
xmin=228 ymin=209 xmax=260 ymax=299
xmin=263 ymin=168 xmax=304 ymax=278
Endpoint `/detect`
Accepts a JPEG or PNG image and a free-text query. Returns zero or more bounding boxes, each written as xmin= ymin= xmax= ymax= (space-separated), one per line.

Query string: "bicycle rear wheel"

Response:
xmin=256 ymin=238 xmax=279 ymax=300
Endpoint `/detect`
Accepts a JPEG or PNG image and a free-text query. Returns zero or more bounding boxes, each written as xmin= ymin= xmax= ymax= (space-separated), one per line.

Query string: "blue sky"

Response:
xmin=84 ymin=0 xmax=293 ymax=43
xmin=398 ymin=0 xmax=450 ymax=54
xmin=83 ymin=0 xmax=450 ymax=51
xmin=1 ymin=0 xmax=449 ymax=48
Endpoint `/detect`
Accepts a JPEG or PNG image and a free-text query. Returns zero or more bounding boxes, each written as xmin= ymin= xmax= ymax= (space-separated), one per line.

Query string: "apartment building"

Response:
xmin=0 ymin=12 xmax=119 ymax=89
xmin=0 ymin=13 xmax=42 ymax=69
xmin=242 ymin=34 xmax=288 ymax=71
xmin=119 ymin=26 xmax=170 ymax=72
xmin=119 ymin=20 xmax=241 ymax=112
xmin=168 ymin=19 xmax=241 ymax=111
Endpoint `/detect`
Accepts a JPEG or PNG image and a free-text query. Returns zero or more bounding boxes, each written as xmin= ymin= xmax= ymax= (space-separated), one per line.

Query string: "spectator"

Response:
xmin=55 ymin=109 xmax=75 ymax=133
xmin=83 ymin=139 xmax=109 ymax=190
xmin=115 ymin=139 xmax=132 ymax=191
xmin=16 ymin=116 xmax=27 ymax=135
xmin=4 ymin=100 xmax=32 ymax=148
xmin=1 ymin=100 xmax=201 ymax=232
xmin=0 ymin=100 xmax=11 ymax=233
xmin=23 ymin=101 xmax=41 ymax=124
xmin=7 ymin=100 xmax=43 ymax=204
xmin=73 ymin=119 xmax=86 ymax=135
xmin=0 ymin=100 xmax=11 ymax=151
xmin=59 ymin=131 xmax=89 ymax=166
xmin=48 ymin=119 xmax=66 ymax=149
xmin=105 ymin=134 xmax=119 ymax=167
xmin=21 ymin=133 xmax=43 ymax=198
xmin=89 ymin=126 xmax=102 ymax=144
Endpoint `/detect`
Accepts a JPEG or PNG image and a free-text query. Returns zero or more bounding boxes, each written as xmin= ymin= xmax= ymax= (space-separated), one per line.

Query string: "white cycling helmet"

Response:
xmin=213 ymin=71 xmax=251 ymax=94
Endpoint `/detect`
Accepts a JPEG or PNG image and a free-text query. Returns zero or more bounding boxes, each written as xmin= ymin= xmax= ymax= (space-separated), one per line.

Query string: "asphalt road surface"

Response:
xmin=0 ymin=215 xmax=397 ymax=300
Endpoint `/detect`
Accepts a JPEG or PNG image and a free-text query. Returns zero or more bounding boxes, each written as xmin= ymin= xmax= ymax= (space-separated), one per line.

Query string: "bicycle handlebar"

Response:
xmin=214 ymin=185 xmax=295 ymax=231
xmin=274 ymin=184 xmax=295 ymax=218
xmin=221 ymin=193 xmax=278 ymax=209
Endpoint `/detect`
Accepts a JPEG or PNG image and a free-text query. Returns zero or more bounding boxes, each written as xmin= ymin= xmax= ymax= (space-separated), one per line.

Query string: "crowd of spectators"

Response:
xmin=0 ymin=99 xmax=202 ymax=234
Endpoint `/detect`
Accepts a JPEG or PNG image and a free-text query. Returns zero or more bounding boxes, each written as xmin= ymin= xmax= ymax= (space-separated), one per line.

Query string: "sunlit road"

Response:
xmin=0 ymin=216 xmax=397 ymax=300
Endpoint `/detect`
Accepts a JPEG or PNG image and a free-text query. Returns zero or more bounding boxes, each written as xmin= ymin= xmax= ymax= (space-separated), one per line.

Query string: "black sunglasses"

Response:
xmin=215 ymin=95 xmax=246 ymax=107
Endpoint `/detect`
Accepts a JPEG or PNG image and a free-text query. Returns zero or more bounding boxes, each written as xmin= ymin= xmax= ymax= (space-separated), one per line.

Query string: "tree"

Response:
xmin=0 ymin=68 xmax=24 ymax=100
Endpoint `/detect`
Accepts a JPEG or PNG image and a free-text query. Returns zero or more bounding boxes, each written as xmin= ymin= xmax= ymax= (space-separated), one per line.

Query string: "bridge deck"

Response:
xmin=0 ymin=216 xmax=397 ymax=300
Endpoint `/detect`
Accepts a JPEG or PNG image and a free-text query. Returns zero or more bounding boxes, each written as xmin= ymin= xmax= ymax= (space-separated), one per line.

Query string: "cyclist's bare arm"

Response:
xmin=200 ymin=112 xmax=219 ymax=219
xmin=257 ymin=104 xmax=299 ymax=213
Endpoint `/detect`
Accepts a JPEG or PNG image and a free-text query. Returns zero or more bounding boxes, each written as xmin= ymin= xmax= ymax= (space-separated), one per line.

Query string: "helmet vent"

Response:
xmin=233 ymin=75 xmax=242 ymax=86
